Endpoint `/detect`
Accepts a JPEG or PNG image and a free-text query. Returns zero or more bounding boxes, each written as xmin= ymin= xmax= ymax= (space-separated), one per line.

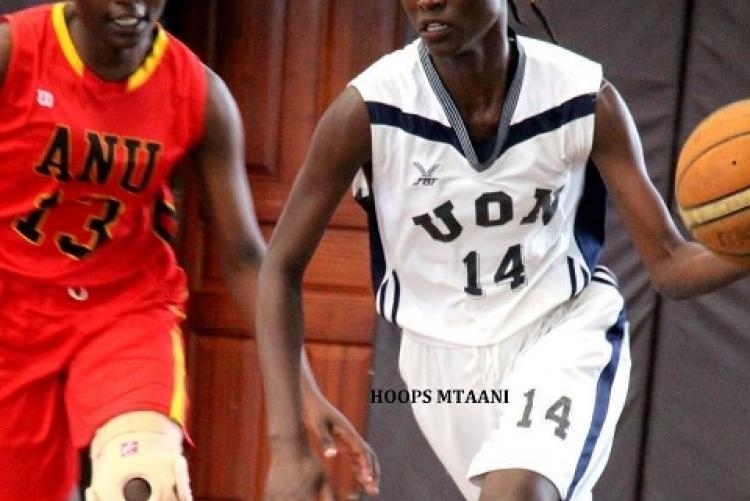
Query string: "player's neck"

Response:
xmin=431 ymin=23 xmax=511 ymax=140
xmin=66 ymin=17 xmax=153 ymax=82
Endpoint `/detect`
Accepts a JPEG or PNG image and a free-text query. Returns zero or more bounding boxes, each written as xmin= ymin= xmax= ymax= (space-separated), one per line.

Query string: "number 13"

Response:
xmin=13 ymin=191 xmax=123 ymax=260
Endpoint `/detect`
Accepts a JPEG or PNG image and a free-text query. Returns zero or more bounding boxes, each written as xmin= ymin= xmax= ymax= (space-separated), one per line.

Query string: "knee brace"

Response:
xmin=85 ymin=411 xmax=192 ymax=501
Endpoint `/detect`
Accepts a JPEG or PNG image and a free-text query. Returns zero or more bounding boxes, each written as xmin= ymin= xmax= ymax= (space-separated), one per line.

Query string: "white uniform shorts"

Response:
xmin=398 ymin=267 xmax=630 ymax=501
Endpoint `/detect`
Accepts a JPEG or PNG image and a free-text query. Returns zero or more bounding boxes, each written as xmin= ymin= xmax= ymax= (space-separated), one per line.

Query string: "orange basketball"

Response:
xmin=675 ymin=99 xmax=750 ymax=257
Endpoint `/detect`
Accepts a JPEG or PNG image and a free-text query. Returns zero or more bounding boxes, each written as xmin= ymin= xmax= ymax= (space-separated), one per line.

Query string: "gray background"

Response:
xmin=366 ymin=1 xmax=750 ymax=501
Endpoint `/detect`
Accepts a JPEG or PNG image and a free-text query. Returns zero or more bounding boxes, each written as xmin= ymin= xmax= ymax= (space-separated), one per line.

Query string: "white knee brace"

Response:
xmin=85 ymin=411 xmax=193 ymax=501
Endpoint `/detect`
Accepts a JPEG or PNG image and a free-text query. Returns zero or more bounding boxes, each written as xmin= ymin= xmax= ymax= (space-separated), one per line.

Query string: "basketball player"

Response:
xmin=0 ymin=1 xmax=376 ymax=501
xmin=256 ymin=0 xmax=750 ymax=499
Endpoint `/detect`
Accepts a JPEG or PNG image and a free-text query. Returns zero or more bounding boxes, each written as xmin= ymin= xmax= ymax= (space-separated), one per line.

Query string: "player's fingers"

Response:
xmin=367 ymin=447 xmax=381 ymax=495
xmin=333 ymin=425 xmax=379 ymax=494
xmin=357 ymin=447 xmax=379 ymax=496
xmin=316 ymin=421 xmax=338 ymax=459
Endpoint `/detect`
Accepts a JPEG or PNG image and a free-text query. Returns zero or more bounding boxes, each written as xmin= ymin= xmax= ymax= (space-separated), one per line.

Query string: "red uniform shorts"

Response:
xmin=0 ymin=267 xmax=189 ymax=501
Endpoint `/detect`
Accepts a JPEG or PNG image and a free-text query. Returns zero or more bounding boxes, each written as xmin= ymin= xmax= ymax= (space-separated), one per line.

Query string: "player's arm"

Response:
xmin=0 ymin=21 xmax=11 ymax=89
xmin=193 ymin=69 xmax=266 ymax=322
xmin=591 ymin=80 xmax=749 ymax=299
xmin=256 ymin=86 xmax=379 ymax=499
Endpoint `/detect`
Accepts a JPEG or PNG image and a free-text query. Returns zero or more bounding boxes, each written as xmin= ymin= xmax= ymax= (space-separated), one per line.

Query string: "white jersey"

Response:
xmin=350 ymin=35 xmax=605 ymax=346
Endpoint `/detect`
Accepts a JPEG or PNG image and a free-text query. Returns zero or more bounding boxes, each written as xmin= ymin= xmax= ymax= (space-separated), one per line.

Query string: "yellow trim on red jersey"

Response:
xmin=51 ymin=2 xmax=170 ymax=91
xmin=169 ymin=326 xmax=188 ymax=426
xmin=127 ymin=27 xmax=169 ymax=91
xmin=52 ymin=2 xmax=85 ymax=76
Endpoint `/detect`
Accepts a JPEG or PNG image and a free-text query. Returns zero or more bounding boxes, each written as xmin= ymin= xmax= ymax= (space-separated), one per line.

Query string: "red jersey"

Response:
xmin=0 ymin=3 xmax=207 ymax=286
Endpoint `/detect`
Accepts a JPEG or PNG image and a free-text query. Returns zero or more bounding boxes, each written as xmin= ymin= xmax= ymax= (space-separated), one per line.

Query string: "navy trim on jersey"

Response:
xmin=574 ymin=159 xmax=607 ymax=271
xmin=377 ymin=278 xmax=389 ymax=319
xmin=567 ymin=257 xmax=578 ymax=298
xmin=391 ymin=271 xmax=401 ymax=327
xmin=581 ymin=265 xmax=591 ymax=289
xmin=594 ymin=266 xmax=618 ymax=285
xmin=565 ymin=308 xmax=626 ymax=500
xmin=354 ymin=165 xmax=402 ymax=328
xmin=592 ymin=276 xmax=616 ymax=287
xmin=592 ymin=266 xmax=618 ymax=288
xmin=355 ymin=163 xmax=388 ymax=293
xmin=366 ymin=102 xmax=464 ymax=154
xmin=365 ymin=94 xmax=597 ymax=173
xmin=568 ymin=257 xmax=594 ymax=298
xmin=501 ymin=94 xmax=597 ymax=156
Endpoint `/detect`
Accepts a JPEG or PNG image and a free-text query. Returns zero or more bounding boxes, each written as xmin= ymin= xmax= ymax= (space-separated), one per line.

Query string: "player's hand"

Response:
xmin=303 ymin=391 xmax=380 ymax=497
xmin=264 ymin=444 xmax=335 ymax=501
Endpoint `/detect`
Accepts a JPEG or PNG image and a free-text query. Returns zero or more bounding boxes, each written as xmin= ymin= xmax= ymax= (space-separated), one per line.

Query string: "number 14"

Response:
xmin=462 ymin=244 xmax=526 ymax=297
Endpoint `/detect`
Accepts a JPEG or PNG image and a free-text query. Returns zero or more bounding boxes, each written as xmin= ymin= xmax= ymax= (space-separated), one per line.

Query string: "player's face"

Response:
xmin=73 ymin=0 xmax=166 ymax=50
xmin=400 ymin=0 xmax=505 ymax=57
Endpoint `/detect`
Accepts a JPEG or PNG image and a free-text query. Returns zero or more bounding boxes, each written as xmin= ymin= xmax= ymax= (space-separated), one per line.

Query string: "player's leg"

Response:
xmin=399 ymin=319 xmax=576 ymax=501
xmin=0 ymin=369 xmax=78 ymax=501
xmin=397 ymin=331 xmax=529 ymax=500
xmin=85 ymin=411 xmax=190 ymax=501
xmin=469 ymin=268 xmax=631 ymax=501
xmin=0 ymin=275 xmax=79 ymax=501
xmin=65 ymin=274 xmax=192 ymax=501
xmin=479 ymin=469 xmax=558 ymax=501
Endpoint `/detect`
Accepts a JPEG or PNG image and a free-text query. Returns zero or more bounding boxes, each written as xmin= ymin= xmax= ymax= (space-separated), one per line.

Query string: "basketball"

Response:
xmin=675 ymin=99 xmax=750 ymax=257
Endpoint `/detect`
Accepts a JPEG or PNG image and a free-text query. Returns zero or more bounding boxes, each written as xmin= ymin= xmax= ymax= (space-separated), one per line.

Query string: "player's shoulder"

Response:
xmin=517 ymin=35 xmax=602 ymax=100
xmin=349 ymin=39 xmax=422 ymax=100
xmin=2 ymin=2 xmax=54 ymax=23
xmin=2 ymin=2 xmax=57 ymax=40
xmin=160 ymin=28 xmax=205 ymax=73
xmin=518 ymin=35 xmax=599 ymax=71
xmin=0 ymin=3 xmax=54 ymax=92
xmin=362 ymin=38 xmax=421 ymax=77
xmin=156 ymin=27 xmax=208 ymax=99
xmin=0 ymin=2 xmax=53 ymax=46
xmin=163 ymin=28 xmax=197 ymax=57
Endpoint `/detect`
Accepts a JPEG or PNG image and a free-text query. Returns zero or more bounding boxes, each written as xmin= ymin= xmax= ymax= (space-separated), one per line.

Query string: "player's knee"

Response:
xmin=479 ymin=469 xmax=559 ymax=501
xmin=123 ymin=478 xmax=152 ymax=501
xmin=85 ymin=411 xmax=192 ymax=501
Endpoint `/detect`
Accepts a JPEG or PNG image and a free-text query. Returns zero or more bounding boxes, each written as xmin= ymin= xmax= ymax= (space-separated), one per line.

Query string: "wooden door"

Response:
xmin=171 ymin=2 xmax=407 ymax=500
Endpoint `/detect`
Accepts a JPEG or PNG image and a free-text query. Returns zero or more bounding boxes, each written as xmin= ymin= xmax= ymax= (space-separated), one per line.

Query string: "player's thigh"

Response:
xmin=0 ymin=374 xmax=78 ymax=501
xmin=398 ymin=331 xmax=528 ymax=500
xmin=65 ymin=297 xmax=188 ymax=449
xmin=479 ymin=469 xmax=559 ymax=501
xmin=0 ymin=278 xmax=78 ymax=501
xmin=470 ymin=279 xmax=630 ymax=500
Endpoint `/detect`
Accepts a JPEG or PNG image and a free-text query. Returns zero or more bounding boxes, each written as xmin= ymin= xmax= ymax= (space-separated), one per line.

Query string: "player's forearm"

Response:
xmin=222 ymin=255 xmax=309 ymax=447
xmin=649 ymin=241 xmax=749 ymax=299
xmin=221 ymin=257 xmax=260 ymax=328
xmin=255 ymin=262 xmax=310 ymax=449
xmin=300 ymin=350 xmax=326 ymax=401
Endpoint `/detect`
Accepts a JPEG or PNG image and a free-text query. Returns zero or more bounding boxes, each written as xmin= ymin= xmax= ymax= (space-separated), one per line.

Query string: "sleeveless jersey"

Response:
xmin=0 ymin=3 xmax=206 ymax=286
xmin=351 ymin=35 xmax=607 ymax=346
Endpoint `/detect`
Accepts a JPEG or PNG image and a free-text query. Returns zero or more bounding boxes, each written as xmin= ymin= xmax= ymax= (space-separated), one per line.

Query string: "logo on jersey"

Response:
xmin=36 ymin=89 xmax=54 ymax=108
xmin=120 ymin=440 xmax=139 ymax=457
xmin=412 ymin=161 xmax=440 ymax=186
